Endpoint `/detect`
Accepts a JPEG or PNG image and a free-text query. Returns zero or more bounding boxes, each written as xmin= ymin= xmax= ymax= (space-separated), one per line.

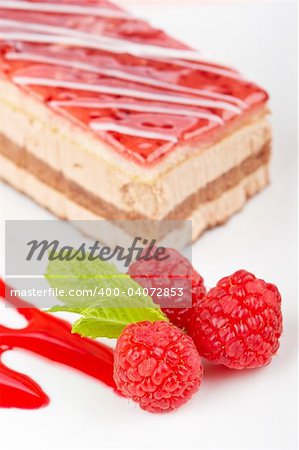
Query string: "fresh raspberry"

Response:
xmin=128 ymin=248 xmax=206 ymax=330
xmin=189 ymin=270 xmax=283 ymax=369
xmin=113 ymin=321 xmax=203 ymax=413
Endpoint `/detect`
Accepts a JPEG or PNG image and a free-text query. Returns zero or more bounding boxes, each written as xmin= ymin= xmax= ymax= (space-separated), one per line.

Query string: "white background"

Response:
xmin=0 ymin=1 xmax=297 ymax=449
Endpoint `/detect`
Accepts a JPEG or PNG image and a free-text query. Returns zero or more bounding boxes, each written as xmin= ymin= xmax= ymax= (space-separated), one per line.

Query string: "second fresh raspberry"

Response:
xmin=189 ymin=270 xmax=283 ymax=369
xmin=128 ymin=247 xmax=206 ymax=330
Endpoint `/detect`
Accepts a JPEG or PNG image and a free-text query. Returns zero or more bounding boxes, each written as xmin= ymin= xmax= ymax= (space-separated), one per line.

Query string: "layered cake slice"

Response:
xmin=0 ymin=0 xmax=271 ymax=240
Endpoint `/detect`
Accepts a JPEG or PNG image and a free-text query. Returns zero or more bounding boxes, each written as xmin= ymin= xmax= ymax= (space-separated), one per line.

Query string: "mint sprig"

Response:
xmin=46 ymin=253 xmax=167 ymax=338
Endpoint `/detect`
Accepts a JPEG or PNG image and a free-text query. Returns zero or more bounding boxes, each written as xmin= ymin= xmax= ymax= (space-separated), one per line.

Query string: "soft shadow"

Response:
xmin=202 ymin=360 xmax=264 ymax=384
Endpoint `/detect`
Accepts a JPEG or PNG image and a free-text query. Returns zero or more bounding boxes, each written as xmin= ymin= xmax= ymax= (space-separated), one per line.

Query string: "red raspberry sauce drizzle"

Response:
xmin=0 ymin=279 xmax=115 ymax=409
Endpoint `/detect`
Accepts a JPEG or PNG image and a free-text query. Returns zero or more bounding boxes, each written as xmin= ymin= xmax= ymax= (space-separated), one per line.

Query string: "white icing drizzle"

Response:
xmin=0 ymin=3 xmax=253 ymax=147
xmin=0 ymin=18 xmax=102 ymax=39
xmin=0 ymin=1 xmax=131 ymax=19
xmin=162 ymin=58 xmax=243 ymax=80
xmin=0 ymin=18 xmax=145 ymax=50
xmin=89 ymin=121 xmax=178 ymax=142
xmin=0 ymin=29 xmax=211 ymax=63
xmin=0 ymin=4 xmax=234 ymax=65
xmin=12 ymin=76 xmax=242 ymax=113
xmin=5 ymin=51 xmax=246 ymax=108
xmin=0 ymin=18 xmax=242 ymax=71
xmin=50 ymin=99 xmax=224 ymax=124
xmin=0 ymin=18 xmax=244 ymax=82
xmin=0 ymin=18 xmax=191 ymax=59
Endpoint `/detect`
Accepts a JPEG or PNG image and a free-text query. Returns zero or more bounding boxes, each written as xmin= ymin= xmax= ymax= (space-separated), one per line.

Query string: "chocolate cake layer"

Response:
xmin=0 ymin=132 xmax=270 ymax=220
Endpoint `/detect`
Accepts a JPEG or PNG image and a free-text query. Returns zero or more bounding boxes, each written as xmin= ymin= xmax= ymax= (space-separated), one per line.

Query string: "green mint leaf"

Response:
xmin=46 ymin=254 xmax=122 ymax=308
xmin=48 ymin=305 xmax=82 ymax=314
xmin=72 ymin=304 xmax=163 ymax=339
xmin=45 ymin=251 xmax=167 ymax=338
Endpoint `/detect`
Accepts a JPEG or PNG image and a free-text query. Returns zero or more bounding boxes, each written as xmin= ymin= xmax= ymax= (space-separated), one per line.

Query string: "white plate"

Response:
xmin=0 ymin=2 xmax=297 ymax=449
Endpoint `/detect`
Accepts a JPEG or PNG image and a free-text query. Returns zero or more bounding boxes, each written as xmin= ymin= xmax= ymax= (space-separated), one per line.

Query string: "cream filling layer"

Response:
xmin=0 ymin=79 xmax=271 ymax=219
xmin=0 ymin=154 xmax=269 ymax=242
